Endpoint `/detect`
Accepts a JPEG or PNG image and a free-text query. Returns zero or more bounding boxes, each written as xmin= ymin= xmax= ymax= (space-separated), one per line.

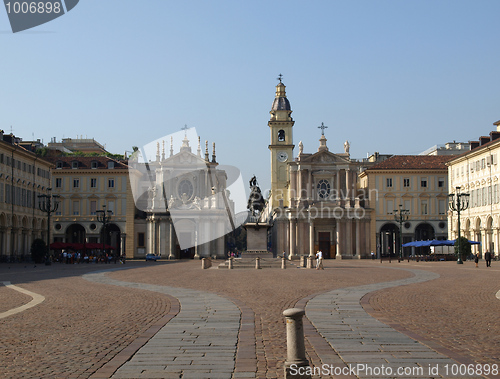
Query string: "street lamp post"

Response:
xmin=38 ymin=187 xmax=60 ymax=265
xmin=448 ymin=186 xmax=470 ymax=264
xmin=394 ymin=204 xmax=410 ymax=263
xmin=96 ymin=205 xmax=112 ymax=261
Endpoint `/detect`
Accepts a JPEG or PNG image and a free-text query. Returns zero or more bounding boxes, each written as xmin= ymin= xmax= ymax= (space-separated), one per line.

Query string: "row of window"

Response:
xmin=385 ymin=199 xmax=447 ymax=216
xmin=386 ymin=177 xmax=445 ymax=189
xmin=55 ymin=199 xmax=117 ymax=216
xmin=469 ymin=185 xmax=500 ymax=208
xmin=453 ymin=154 xmax=498 ymax=178
xmin=55 ymin=177 xmax=115 ymax=189
xmin=56 ymin=161 xmax=116 ymax=169
xmin=1 ymin=184 xmax=43 ymax=208
xmin=0 ymin=154 xmax=50 ymax=178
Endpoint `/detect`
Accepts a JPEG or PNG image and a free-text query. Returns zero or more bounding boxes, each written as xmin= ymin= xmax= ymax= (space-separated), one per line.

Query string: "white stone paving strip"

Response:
xmin=306 ymin=268 xmax=482 ymax=379
xmin=83 ymin=271 xmax=240 ymax=379
xmin=0 ymin=281 xmax=46 ymax=319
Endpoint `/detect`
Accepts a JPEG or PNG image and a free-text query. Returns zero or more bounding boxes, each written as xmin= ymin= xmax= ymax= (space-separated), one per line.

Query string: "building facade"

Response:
xmin=0 ymin=132 xmax=52 ymax=260
xmin=447 ymin=125 xmax=500 ymax=257
xmin=266 ymin=81 xmax=372 ymax=259
xmin=130 ymin=134 xmax=235 ymax=259
xmin=46 ymin=156 xmax=130 ymax=257
xmin=359 ymin=155 xmax=450 ymax=258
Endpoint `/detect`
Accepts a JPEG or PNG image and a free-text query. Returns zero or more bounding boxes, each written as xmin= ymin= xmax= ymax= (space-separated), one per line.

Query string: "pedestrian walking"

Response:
xmin=315 ymin=250 xmax=324 ymax=270
xmin=371 ymin=251 xmax=375 ymax=260
xmin=474 ymin=253 xmax=479 ymax=268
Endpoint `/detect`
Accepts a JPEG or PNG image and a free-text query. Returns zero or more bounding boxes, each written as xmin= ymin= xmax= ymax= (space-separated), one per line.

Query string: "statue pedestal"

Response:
xmin=245 ymin=222 xmax=271 ymax=257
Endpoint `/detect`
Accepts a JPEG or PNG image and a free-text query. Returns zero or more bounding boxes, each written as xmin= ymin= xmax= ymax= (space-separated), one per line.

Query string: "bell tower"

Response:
xmin=269 ymin=75 xmax=294 ymax=209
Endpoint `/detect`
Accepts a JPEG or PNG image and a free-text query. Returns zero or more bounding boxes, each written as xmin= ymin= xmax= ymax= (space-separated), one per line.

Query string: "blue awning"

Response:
xmin=402 ymin=239 xmax=481 ymax=247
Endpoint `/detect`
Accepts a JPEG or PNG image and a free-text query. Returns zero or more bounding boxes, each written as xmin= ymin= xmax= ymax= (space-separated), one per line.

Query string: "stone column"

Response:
xmin=495 ymin=228 xmax=500 ymax=258
xmin=194 ymin=230 xmax=200 ymax=258
xmin=159 ymin=219 xmax=166 ymax=257
xmin=346 ymin=219 xmax=352 ymax=256
xmin=121 ymin=233 xmax=126 ymax=257
xmin=283 ymin=308 xmax=310 ymax=379
xmin=168 ymin=221 xmax=176 ymax=259
xmin=309 ymin=222 xmax=314 ymax=257
xmin=346 ymin=170 xmax=351 ymax=201
xmin=336 ymin=219 xmax=342 ymax=259
xmin=290 ymin=169 xmax=297 ymax=201
xmin=288 ymin=219 xmax=292 ymax=259
xmin=308 ymin=170 xmax=312 ymax=200
xmin=147 ymin=217 xmax=154 ymax=255
xmin=355 ymin=218 xmax=361 ymax=258
xmin=481 ymin=228 xmax=487 ymax=257
xmin=336 ymin=171 xmax=340 ymax=200
xmin=5 ymin=228 xmax=11 ymax=256
xmin=289 ymin=218 xmax=296 ymax=259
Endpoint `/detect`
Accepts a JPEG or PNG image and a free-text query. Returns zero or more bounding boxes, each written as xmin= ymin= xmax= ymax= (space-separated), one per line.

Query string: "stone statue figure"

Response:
xmin=344 ymin=140 xmax=350 ymax=154
xmin=247 ymin=176 xmax=266 ymax=216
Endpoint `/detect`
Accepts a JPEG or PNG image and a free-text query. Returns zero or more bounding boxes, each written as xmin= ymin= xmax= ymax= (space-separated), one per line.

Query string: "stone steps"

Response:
xmin=217 ymin=258 xmax=296 ymax=269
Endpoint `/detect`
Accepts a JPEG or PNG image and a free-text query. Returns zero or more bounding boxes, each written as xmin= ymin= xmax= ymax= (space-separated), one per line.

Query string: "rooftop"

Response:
xmin=366 ymin=155 xmax=450 ymax=171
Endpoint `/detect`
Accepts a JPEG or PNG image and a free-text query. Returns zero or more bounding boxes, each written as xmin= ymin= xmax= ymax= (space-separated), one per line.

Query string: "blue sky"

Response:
xmin=2 ymin=1 xmax=500 ymax=193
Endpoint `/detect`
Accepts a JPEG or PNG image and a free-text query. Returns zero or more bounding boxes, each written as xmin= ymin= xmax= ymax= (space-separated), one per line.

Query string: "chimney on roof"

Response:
xmin=480 ymin=136 xmax=490 ymax=146
xmin=490 ymin=131 xmax=500 ymax=142
xmin=470 ymin=141 xmax=480 ymax=150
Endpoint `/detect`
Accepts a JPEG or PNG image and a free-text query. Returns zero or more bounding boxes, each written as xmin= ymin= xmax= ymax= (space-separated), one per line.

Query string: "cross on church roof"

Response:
xmin=277 ymin=73 xmax=283 ymax=83
xmin=181 ymin=124 xmax=188 ymax=137
xmin=318 ymin=122 xmax=328 ymax=136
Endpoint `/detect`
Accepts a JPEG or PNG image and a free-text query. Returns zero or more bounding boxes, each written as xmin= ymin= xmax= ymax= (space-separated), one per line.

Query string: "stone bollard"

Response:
xmin=283 ymin=308 xmax=311 ymax=379
xmin=306 ymin=256 xmax=313 ymax=269
xmin=299 ymin=256 xmax=305 ymax=267
xmin=255 ymin=257 xmax=261 ymax=269
xmin=282 ymin=257 xmax=286 ymax=269
xmin=201 ymin=257 xmax=211 ymax=269
xmin=228 ymin=257 xmax=233 ymax=269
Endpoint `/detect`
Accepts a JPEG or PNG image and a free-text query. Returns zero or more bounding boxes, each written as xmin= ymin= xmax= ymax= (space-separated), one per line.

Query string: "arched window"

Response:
xmin=278 ymin=130 xmax=285 ymax=142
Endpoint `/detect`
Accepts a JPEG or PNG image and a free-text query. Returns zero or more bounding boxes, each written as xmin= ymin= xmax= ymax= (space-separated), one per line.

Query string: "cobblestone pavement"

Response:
xmin=366 ymin=261 xmax=500 ymax=371
xmin=1 ymin=259 xmax=499 ymax=379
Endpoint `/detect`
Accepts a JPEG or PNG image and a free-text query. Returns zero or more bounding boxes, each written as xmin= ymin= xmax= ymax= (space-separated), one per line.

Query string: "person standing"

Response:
xmin=474 ymin=253 xmax=479 ymax=268
xmin=485 ymin=251 xmax=492 ymax=267
xmin=315 ymin=250 xmax=324 ymax=270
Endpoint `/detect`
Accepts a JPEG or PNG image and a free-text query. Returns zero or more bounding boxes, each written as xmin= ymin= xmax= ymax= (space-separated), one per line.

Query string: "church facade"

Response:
xmin=265 ymin=80 xmax=372 ymax=259
xmin=130 ymin=131 xmax=239 ymax=259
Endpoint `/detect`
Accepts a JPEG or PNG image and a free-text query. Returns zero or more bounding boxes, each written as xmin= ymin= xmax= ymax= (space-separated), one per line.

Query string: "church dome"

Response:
xmin=271 ymin=96 xmax=291 ymax=111
xmin=271 ymin=82 xmax=291 ymax=111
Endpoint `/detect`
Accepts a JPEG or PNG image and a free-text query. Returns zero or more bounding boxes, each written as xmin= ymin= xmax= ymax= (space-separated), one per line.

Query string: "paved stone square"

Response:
xmin=1 ymin=259 xmax=499 ymax=378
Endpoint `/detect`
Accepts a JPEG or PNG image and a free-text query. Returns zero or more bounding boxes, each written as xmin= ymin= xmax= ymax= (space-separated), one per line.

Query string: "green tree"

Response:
xmin=454 ymin=236 xmax=471 ymax=261
xmin=31 ymin=238 xmax=47 ymax=263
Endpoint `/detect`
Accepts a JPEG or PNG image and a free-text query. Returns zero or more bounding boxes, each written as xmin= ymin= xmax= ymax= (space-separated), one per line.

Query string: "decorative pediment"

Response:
xmin=163 ymin=150 xmax=207 ymax=168
xmin=302 ymin=150 xmax=350 ymax=164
